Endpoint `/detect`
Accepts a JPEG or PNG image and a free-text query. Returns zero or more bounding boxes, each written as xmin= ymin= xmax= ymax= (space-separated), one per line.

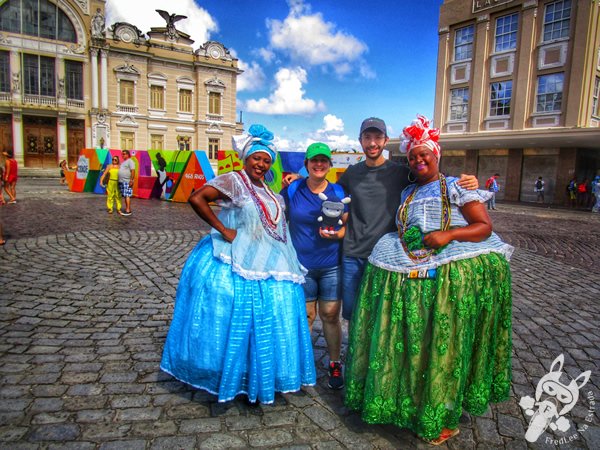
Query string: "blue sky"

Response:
xmin=107 ymin=0 xmax=444 ymax=151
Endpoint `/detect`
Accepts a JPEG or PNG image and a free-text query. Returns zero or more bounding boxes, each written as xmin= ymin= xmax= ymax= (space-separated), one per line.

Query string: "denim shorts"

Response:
xmin=303 ymin=265 xmax=341 ymax=302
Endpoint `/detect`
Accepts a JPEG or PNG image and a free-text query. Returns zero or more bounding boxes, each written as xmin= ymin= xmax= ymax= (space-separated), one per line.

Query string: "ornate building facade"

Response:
xmin=0 ymin=0 xmax=242 ymax=169
xmin=432 ymin=0 xmax=600 ymax=204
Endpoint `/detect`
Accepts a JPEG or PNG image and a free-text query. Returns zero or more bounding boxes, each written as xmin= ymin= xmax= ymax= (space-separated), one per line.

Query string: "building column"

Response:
xmin=555 ymin=148 xmax=577 ymax=205
xmin=465 ymin=149 xmax=479 ymax=176
xmin=56 ymin=54 xmax=66 ymax=107
xmin=504 ymin=149 xmax=523 ymax=201
xmin=57 ymin=113 xmax=67 ymax=161
xmin=512 ymin=3 xmax=537 ymax=128
xmin=11 ymin=110 xmax=24 ymax=166
xmin=469 ymin=15 xmax=490 ymax=130
xmin=10 ymin=50 xmax=21 ymax=103
xmin=90 ymin=48 xmax=99 ymax=110
xmin=100 ymin=49 xmax=108 ymax=110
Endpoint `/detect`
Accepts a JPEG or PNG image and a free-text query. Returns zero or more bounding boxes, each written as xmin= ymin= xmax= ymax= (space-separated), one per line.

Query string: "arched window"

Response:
xmin=0 ymin=0 xmax=76 ymax=43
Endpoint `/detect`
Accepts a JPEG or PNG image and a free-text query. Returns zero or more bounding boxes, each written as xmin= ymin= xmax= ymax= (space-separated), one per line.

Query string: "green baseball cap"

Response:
xmin=305 ymin=142 xmax=332 ymax=160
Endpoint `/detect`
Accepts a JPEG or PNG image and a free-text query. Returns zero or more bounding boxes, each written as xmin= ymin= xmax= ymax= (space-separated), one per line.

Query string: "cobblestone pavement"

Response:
xmin=1 ymin=178 xmax=599 ymax=449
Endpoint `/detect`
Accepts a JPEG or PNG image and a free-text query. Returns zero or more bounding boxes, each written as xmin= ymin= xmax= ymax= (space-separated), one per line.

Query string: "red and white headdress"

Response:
xmin=400 ymin=114 xmax=441 ymax=160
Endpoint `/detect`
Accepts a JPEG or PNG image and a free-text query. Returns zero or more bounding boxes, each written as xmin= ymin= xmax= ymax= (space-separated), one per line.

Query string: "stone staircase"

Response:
xmin=19 ymin=167 xmax=61 ymax=178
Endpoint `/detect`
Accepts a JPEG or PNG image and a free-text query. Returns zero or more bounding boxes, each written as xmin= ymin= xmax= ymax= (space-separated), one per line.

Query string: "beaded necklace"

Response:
xmin=397 ymin=173 xmax=451 ymax=262
xmin=237 ymin=170 xmax=287 ymax=243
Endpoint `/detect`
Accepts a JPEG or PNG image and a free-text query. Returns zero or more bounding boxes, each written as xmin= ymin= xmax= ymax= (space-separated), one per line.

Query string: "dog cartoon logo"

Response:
xmin=519 ymin=354 xmax=591 ymax=442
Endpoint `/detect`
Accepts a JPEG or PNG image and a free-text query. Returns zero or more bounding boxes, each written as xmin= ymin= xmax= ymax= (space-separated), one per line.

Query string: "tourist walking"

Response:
xmin=345 ymin=115 xmax=514 ymax=445
xmin=160 ymin=124 xmax=316 ymax=404
xmin=592 ymin=175 xmax=600 ymax=213
xmin=3 ymin=151 xmax=18 ymax=204
xmin=99 ymin=155 xmax=122 ymax=214
xmin=534 ymin=176 xmax=545 ymax=203
xmin=281 ymin=142 xmax=348 ymax=390
xmin=118 ymin=150 xmax=135 ymax=216
xmin=0 ymin=150 xmax=5 ymax=206
xmin=567 ymin=178 xmax=577 ymax=207
xmin=485 ymin=173 xmax=500 ymax=210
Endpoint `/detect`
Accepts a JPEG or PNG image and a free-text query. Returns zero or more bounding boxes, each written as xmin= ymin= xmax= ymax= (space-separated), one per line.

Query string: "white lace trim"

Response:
xmin=368 ymin=244 xmax=514 ymax=274
xmin=217 ymin=252 xmax=306 ymax=283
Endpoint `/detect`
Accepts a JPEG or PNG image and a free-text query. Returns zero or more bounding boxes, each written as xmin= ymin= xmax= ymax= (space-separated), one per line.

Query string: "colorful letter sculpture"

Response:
xmin=67 ymin=147 xmax=364 ymax=201
xmin=217 ymin=150 xmax=283 ymax=193
xmin=67 ymin=148 xmax=215 ymax=202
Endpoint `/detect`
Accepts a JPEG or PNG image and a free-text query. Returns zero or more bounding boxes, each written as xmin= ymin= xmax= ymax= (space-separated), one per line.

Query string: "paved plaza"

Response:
xmin=1 ymin=178 xmax=599 ymax=449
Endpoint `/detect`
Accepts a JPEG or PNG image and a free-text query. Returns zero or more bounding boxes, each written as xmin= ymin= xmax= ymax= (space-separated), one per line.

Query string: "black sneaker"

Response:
xmin=328 ymin=361 xmax=344 ymax=390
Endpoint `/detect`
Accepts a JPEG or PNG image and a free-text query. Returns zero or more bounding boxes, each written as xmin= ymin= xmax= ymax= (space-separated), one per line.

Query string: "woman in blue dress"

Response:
xmin=345 ymin=115 xmax=513 ymax=445
xmin=161 ymin=124 xmax=316 ymax=404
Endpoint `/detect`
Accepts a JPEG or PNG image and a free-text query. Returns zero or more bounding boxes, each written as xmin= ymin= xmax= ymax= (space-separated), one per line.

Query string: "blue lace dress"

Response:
xmin=160 ymin=171 xmax=316 ymax=404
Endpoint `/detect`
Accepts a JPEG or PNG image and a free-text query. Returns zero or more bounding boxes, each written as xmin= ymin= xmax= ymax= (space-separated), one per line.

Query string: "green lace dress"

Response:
xmin=345 ymin=177 xmax=514 ymax=440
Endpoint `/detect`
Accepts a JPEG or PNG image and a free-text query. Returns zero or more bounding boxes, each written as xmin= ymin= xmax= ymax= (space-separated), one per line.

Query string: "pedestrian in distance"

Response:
xmin=160 ymin=124 xmax=316 ymax=404
xmin=118 ymin=150 xmax=136 ymax=216
xmin=485 ymin=173 xmax=500 ymax=210
xmin=591 ymin=175 xmax=600 ymax=213
xmin=577 ymin=178 xmax=589 ymax=208
xmin=0 ymin=150 xmax=5 ymax=206
xmin=281 ymin=142 xmax=348 ymax=390
xmin=99 ymin=155 xmax=123 ymax=214
xmin=59 ymin=160 xmax=69 ymax=185
xmin=3 ymin=150 xmax=18 ymax=204
xmin=566 ymin=178 xmax=577 ymax=208
xmin=534 ymin=176 xmax=545 ymax=203
xmin=345 ymin=115 xmax=514 ymax=446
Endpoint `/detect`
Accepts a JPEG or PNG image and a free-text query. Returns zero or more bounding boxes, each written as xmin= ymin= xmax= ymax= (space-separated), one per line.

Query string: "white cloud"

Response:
xmin=230 ymin=49 xmax=266 ymax=92
xmin=257 ymin=48 xmax=276 ymax=64
xmin=266 ymin=0 xmax=368 ymax=72
xmin=319 ymin=114 xmax=344 ymax=133
xmin=105 ymin=0 xmax=218 ymax=46
xmin=293 ymin=114 xmax=360 ymax=152
xmin=245 ymin=67 xmax=325 ymax=115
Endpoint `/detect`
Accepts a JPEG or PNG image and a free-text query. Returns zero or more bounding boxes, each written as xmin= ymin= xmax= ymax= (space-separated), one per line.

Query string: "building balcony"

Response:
xmin=23 ymin=94 xmax=57 ymax=107
xmin=0 ymin=92 xmax=10 ymax=102
xmin=206 ymin=113 xmax=223 ymax=121
xmin=66 ymin=98 xmax=85 ymax=109
xmin=116 ymin=104 xmax=139 ymax=114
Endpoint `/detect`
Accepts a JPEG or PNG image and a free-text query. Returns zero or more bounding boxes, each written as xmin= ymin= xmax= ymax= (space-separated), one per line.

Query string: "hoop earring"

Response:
xmin=408 ymin=172 xmax=416 ymax=183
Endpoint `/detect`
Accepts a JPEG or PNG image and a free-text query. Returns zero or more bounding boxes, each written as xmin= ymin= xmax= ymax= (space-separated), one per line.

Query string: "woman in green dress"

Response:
xmin=345 ymin=115 xmax=513 ymax=445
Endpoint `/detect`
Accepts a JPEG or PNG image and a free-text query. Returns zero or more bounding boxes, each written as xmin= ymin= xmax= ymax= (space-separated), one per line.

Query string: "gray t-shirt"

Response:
xmin=118 ymin=158 xmax=136 ymax=182
xmin=338 ymin=160 xmax=410 ymax=259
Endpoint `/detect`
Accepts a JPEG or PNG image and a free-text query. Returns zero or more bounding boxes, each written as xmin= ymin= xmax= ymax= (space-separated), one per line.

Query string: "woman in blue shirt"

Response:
xmin=281 ymin=142 xmax=348 ymax=390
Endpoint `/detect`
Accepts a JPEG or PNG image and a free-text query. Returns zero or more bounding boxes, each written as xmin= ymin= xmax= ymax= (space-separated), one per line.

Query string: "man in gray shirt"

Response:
xmin=118 ymin=150 xmax=136 ymax=216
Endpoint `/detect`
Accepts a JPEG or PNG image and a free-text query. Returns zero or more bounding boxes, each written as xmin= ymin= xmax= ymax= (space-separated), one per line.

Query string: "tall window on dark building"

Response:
xmin=449 ymin=88 xmax=469 ymax=121
xmin=0 ymin=51 xmax=9 ymax=93
xmin=489 ymin=81 xmax=513 ymax=116
xmin=0 ymin=0 xmax=77 ymax=43
xmin=454 ymin=25 xmax=474 ymax=61
xmin=23 ymin=54 xmax=56 ymax=96
xmin=536 ymin=73 xmax=564 ymax=112
xmin=495 ymin=13 xmax=518 ymax=52
xmin=543 ymin=0 xmax=571 ymax=42
xmin=65 ymin=60 xmax=83 ymax=100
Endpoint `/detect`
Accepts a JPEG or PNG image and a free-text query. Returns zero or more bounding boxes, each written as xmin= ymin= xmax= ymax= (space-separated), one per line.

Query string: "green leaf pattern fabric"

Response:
xmin=345 ymin=253 xmax=512 ymax=440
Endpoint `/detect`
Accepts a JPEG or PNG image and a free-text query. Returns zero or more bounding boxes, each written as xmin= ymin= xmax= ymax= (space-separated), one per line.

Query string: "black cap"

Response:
xmin=359 ymin=117 xmax=387 ymax=137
